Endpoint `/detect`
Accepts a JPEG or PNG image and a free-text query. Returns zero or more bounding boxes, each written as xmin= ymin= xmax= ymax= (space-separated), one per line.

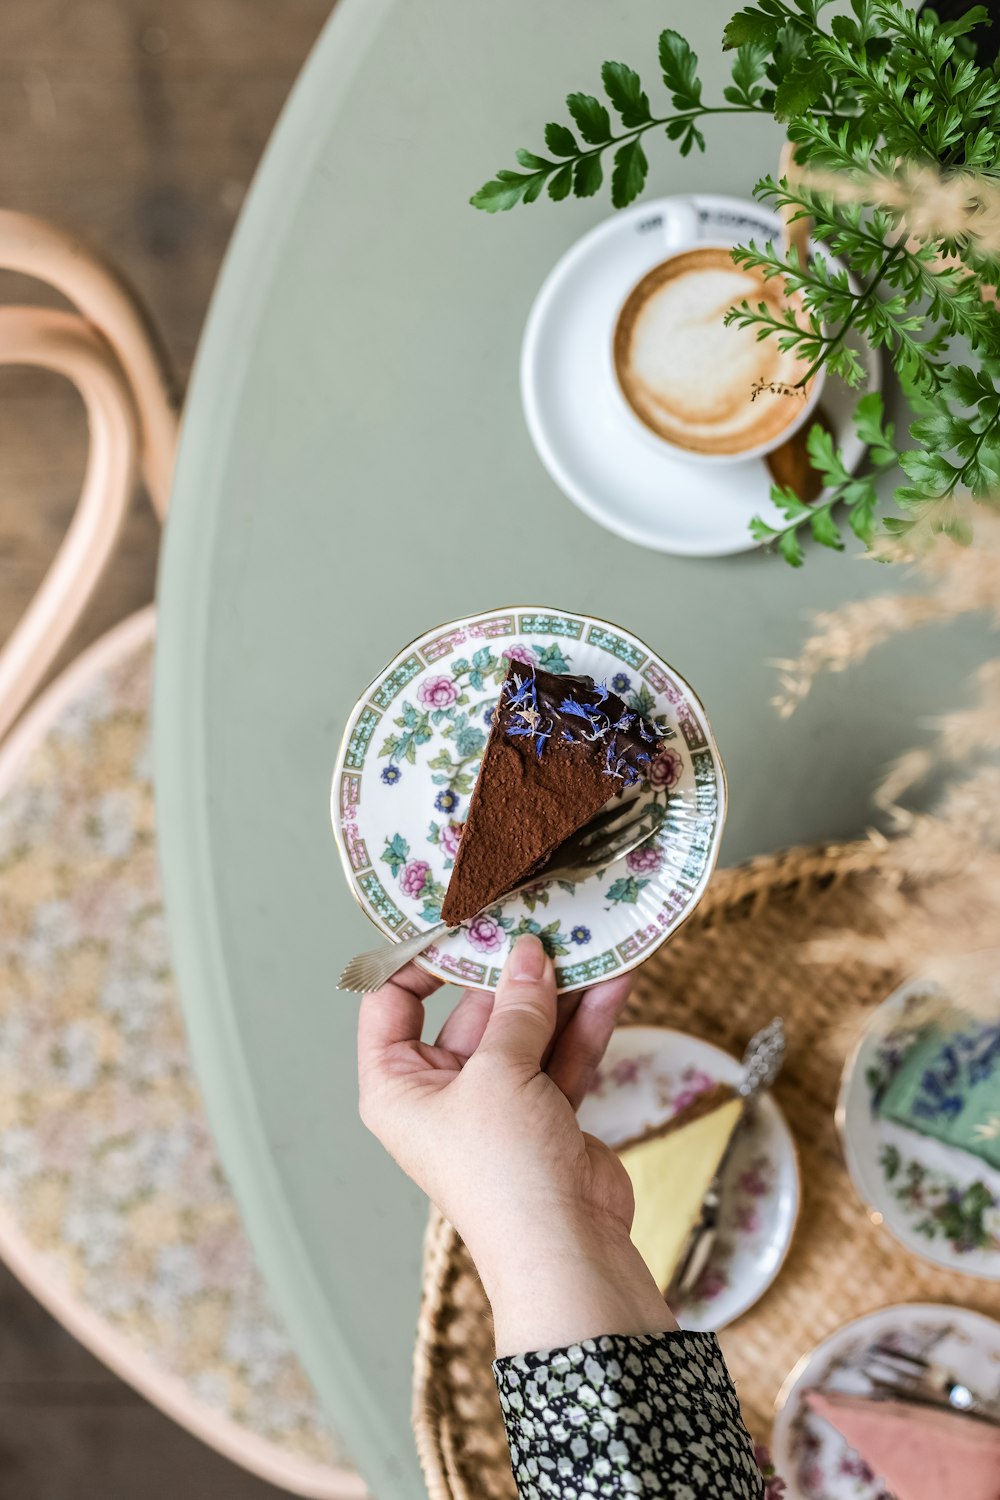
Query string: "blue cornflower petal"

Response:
xmin=559 ymin=698 xmax=593 ymax=720
xmin=508 ymin=672 xmax=538 ymax=710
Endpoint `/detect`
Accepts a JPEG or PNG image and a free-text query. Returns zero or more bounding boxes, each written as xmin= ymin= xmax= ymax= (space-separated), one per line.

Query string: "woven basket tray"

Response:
xmin=411 ymin=840 xmax=1000 ymax=1500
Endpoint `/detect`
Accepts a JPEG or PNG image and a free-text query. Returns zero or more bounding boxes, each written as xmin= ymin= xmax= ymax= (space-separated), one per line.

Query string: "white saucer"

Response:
xmin=578 ymin=1025 xmax=800 ymax=1332
xmin=521 ymin=194 xmax=882 ymax=558
xmin=771 ymin=1302 xmax=1000 ymax=1499
xmin=837 ymin=980 xmax=1000 ymax=1279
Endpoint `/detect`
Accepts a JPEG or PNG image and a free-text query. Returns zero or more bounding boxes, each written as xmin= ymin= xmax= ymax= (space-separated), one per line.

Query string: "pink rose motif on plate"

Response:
xmin=802 ymin=1464 xmax=823 ymax=1495
xmin=649 ymin=747 xmax=683 ymax=789
xmin=666 ymin=1067 xmax=716 ymax=1116
xmin=672 ymin=1087 xmax=707 ymax=1113
xmin=440 ymin=821 xmax=463 ymax=858
xmin=626 ymin=844 xmax=663 ymax=875
xmin=737 ymin=1161 xmax=770 ymax=1197
xmin=754 ymin=1448 xmax=787 ymax=1500
xmin=467 ymin=914 xmax=503 ymax=953
xmin=610 ymin=1056 xmax=644 ymax=1087
xmin=400 ymin=859 xmax=431 ymax=898
xmin=839 ymin=1455 xmax=875 ymax=1481
xmin=692 ymin=1266 xmax=728 ymax=1302
xmin=418 ymin=676 xmax=458 ymax=710
xmin=735 ymin=1205 xmax=761 ymax=1234
xmin=502 ymin=645 xmax=535 ymax=666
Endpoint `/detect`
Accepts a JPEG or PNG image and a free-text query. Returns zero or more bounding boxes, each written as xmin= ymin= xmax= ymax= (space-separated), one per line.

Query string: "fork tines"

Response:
xmin=574 ymin=791 xmax=648 ymax=844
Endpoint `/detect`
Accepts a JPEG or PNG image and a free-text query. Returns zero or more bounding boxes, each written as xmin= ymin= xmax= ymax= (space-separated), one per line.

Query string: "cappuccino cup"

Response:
xmin=611 ymin=241 xmax=824 ymax=464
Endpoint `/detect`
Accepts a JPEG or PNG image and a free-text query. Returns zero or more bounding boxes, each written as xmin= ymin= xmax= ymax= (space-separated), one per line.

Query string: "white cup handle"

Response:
xmin=662 ymin=199 xmax=700 ymax=255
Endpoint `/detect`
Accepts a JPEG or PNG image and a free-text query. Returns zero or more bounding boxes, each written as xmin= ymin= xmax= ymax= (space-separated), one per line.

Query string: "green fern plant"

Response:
xmin=473 ymin=1 xmax=1000 ymax=565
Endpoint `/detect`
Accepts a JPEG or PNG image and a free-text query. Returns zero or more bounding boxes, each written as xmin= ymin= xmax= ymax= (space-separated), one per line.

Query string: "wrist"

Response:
xmin=467 ymin=1207 xmax=678 ymax=1358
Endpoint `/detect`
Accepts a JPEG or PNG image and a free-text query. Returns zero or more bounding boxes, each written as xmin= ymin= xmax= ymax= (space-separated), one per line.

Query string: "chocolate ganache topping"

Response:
xmin=439 ymin=661 xmax=668 ymax=928
xmin=501 ymin=663 xmax=664 ymax=784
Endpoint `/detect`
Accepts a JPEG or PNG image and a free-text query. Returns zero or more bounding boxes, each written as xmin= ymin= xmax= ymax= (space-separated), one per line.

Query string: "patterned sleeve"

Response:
xmin=493 ymin=1329 xmax=763 ymax=1499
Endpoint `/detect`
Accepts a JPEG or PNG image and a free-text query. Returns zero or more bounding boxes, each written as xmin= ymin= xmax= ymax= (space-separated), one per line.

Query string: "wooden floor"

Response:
xmin=0 ymin=1258 xmax=296 ymax=1498
xmin=0 ymin=0 xmax=331 ymax=683
xmin=0 ymin=2 xmax=333 ymax=1493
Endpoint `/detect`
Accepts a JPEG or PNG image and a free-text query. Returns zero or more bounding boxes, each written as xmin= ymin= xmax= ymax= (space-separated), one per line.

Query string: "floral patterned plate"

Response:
xmin=330 ymin=607 xmax=726 ymax=993
xmin=837 ymin=980 xmax=1000 ymax=1279
xmin=772 ymin=1302 xmax=1000 ymax=1500
xmin=577 ymin=1025 xmax=800 ymax=1331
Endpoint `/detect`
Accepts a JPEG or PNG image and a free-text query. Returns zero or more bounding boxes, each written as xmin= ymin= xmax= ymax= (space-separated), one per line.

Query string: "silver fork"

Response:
xmin=338 ymin=792 xmax=664 ymax=993
xmin=863 ymin=1342 xmax=1000 ymax=1426
xmin=668 ymin=1018 xmax=787 ymax=1301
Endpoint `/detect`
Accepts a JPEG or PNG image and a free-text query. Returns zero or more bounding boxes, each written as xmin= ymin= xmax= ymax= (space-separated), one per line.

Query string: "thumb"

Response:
xmin=480 ymin=935 xmax=557 ymax=1070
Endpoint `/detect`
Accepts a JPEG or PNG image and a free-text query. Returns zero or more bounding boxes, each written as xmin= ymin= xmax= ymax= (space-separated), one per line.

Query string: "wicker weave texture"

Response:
xmin=412 ymin=842 xmax=1000 ymax=1500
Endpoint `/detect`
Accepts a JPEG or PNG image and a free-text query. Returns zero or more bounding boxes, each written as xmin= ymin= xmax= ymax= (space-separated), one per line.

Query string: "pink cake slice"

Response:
xmin=806 ymin=1390 xmax=1000 ymax=1500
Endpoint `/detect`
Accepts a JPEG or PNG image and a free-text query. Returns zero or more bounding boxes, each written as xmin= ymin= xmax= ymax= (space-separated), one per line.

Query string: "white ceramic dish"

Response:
xmin=520 ymin=193 xmax=881 ymax=557
xmin=772 ymin=1302 xmax=1000 ymax=1499
xmin=330 ymin=607 xmax=726 ymax=993
xmin=838 ymin=979 xmax=1000 ymax=1279
xmin=578 ymin=1024 xmax=800 ymax=1331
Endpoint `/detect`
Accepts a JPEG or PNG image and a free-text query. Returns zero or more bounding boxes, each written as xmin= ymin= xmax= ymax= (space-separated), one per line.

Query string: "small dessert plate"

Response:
xmin=578 ymin=1025 xmax=800 ymax=1332
xmin=521 ymin=194 xmax=881 ymax=558
xmin=772 ymin=1302 xmax=1000 ymax=1500
xmin=838 ymin=980 xmax=1000 ymax=1279
xmin=330 ymin=607 xmax=726 ymax=994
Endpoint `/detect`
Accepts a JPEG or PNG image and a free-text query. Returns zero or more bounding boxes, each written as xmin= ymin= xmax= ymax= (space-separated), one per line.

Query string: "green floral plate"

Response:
xmin=330 ymin=606 xmax=726 ymax=993
xmin=837 ymin=979 xmax=1000 ymax=1278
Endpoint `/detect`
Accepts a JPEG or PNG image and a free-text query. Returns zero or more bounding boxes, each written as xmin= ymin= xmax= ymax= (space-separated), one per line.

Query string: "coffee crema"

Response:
xmin=612 ymin=246 xmax=816 ymax=456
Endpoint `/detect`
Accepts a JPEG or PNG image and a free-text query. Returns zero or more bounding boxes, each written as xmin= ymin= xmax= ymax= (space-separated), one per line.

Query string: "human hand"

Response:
xmin=358 ymin=934 xmax=676 ymax=1354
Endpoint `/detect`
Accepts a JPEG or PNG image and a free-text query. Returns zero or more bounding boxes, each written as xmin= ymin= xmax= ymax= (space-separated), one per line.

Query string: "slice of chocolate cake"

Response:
xmin=440 ymin=661 xmax=661 ymax=927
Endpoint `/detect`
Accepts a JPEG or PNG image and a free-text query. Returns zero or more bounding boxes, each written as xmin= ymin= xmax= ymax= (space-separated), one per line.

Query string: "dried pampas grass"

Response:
xmin=780 ymin=515 xmax=1000 ymax=1023
xmin=774 ymin=507 xmax=1000 ymax=715
xmin=794 ymin=160 xmax=1000 ymax=259
xmin=766 ymin=158 xmax=1000 ymax=1026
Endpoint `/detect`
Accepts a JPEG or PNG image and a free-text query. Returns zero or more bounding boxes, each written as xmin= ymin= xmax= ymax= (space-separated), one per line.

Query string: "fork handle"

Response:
xmin=338 ymin=919 xmax=452 ymax=993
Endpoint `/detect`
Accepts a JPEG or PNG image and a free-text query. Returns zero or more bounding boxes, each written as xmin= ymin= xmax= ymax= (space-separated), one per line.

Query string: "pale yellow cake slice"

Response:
xmin=616 ymin=1084 xmax=744 ymax=1294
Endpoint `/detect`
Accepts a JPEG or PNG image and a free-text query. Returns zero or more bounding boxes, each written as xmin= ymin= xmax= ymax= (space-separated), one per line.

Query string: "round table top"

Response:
xmin=154 ymin=2 xmax=990 ymax=1496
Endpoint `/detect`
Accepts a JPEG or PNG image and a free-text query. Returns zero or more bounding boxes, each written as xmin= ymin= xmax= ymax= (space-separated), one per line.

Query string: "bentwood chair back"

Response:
xmin=0 ymin=213 xmax=363 ymax=1500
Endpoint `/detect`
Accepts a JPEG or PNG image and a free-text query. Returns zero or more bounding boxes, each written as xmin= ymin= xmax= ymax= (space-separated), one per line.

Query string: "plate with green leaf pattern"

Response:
xmin=837 ymin=979 xmax=1000 ymax=1278
xmin=330 ymin=606 xmax=726 ymax=993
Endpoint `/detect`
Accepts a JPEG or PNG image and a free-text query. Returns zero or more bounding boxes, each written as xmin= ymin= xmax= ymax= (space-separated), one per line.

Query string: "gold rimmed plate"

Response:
xmin=330 ymin=606 xmax=726 ymax=993
xmin=837 ymin=979 xmax=1000 ymax=1279
xmin=772 ymin=1303 xmax=1000 ymax=1500
xmin=579 ymin=1025 xmax=800 ymax=1330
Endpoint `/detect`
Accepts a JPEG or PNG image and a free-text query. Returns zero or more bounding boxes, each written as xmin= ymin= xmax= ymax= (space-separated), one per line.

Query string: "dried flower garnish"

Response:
xmin=502 ymin=664 xmax=658 ymax=784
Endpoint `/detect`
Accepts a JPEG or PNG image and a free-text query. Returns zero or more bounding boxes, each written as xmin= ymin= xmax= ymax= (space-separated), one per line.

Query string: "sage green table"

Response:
xmin=154 ymin=2 xmax=988 ymax=1496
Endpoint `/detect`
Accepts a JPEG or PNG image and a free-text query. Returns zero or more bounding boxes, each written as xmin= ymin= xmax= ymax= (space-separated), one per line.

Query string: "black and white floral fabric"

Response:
xmin=494 ymin=1330 xmax=763 ymax=1499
